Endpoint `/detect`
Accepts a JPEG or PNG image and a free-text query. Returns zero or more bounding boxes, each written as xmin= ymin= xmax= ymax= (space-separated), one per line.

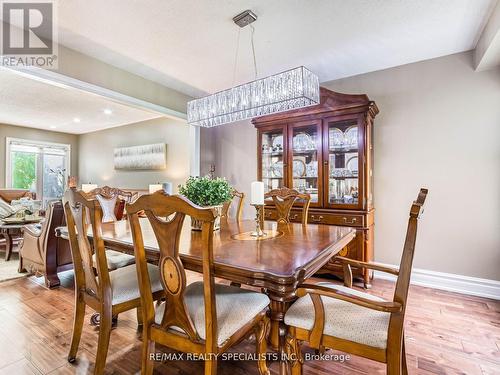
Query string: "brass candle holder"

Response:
xmin=250 ymin=204 xmax=266 ymax=237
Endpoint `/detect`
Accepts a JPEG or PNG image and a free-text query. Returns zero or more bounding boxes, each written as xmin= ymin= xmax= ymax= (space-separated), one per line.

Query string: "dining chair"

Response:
xmin=84 ymin=185 xmax=138 ymax=221
xmin=221 ymin=189 xmax=245 ymax=221
xmin=84 ymin=186 xmax=137 ymax=270
xmin=284 ymin=188 xmax=428 ymax=375
xmin=264 ymin=187 xmax=311 ymax=225
xmin=126 ymin=192 xmax=271 ymax=375
xmin=63 ymin=188 xmax=164 ymax=375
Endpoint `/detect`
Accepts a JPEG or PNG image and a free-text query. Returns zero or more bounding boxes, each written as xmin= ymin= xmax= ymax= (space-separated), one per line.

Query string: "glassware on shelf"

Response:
xmin=272 ymin=135 xmax=283 ymax=151
xmin=346 ymin=155 xmax=358 ymax=176
xmin=293 ymin=159 xmax=306 ymax=177
xmin=344 ymin=126 xmax=358 ymax=148
xmin=329 ymin=125 xmax=358 ymax=150
xmin=329 ymin=127 xmax=344 ymax=149
xmin=329 ymin=177 xmax=359 ymax=204
xmin=293 ymin=132 xmax=315 ymax=151
xmin=271 ymin=161 xmax=284 ymax=178
xmin=306 ymin=161 xmax=318 ymax=177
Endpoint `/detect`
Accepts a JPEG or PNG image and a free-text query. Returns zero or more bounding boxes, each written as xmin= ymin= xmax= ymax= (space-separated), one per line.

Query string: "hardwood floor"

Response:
xmin=0 ymin=270 xmax=498 ymax=374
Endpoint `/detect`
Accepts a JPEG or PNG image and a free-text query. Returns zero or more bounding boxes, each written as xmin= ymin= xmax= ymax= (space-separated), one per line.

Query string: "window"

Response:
xmin=6 ymin=138 xmax=71 ymax=206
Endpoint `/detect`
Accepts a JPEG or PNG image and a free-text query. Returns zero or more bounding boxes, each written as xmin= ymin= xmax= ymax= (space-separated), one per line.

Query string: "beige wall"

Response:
xmin=201 ymin=51 xmax=500 ymax=281
xmin=78 ymin=117 xmax=191 ymax=192
xmin=55 ymin=45 xmax=191 ymax=116
xmin=0 ymin=123 xmax=79 ymax=187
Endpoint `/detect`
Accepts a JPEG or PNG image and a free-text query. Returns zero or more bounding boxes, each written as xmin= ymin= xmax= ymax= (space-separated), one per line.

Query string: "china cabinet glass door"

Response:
xmin=260 ymin=125 xmax=287 ymax=195
xmin=289 ymin=120 xmax=322 ymax=206
xmin=324 ymin=117 xmax=363 ymax=209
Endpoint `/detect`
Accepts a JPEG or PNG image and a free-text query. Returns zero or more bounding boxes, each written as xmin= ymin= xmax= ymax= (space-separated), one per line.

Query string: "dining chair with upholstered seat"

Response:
xmin=126 ymin=192 xmax=271 ymax=375
xmin=63 ymin=188 xmax=164 ymax=374
xmin=221 ymin=189 xmax=245 ymax=221
xmin=264 ymin=187 xmax=311 ymax=225
xmin=84 ymin=186 xmax=138 ymax=271
xmin=84 ymin=185 xmax=138 ymax=221
xmin=284 ymin=188 xmax=428 ymax=375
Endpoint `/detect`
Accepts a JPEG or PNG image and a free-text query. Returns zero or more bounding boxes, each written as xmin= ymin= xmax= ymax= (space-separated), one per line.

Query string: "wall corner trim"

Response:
xmin=374 ymin=264 xmax=500 ymax=300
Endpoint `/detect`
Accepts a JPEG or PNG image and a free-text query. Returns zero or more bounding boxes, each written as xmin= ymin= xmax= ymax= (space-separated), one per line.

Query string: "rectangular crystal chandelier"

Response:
xmin=187 ymin=66 xmax=320 ymax=127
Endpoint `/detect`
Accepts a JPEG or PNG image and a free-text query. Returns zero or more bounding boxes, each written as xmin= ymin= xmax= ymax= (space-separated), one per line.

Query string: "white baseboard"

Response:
xmin=374 ymin=265 xmax=500 ymax=300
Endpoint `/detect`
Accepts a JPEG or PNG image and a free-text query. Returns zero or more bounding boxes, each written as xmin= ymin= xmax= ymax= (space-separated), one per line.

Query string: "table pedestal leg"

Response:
xmin=3 ymin=233 xmax=13 ymax=261
xmin=268 ymin=295 xmax=293 ymax=375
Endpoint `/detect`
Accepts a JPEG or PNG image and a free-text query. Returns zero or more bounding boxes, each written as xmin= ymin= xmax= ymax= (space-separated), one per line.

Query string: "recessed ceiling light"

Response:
xmin=73 ymin=118 xmax=81 ymax=123
xmin=50 ymin=125 xmax=57 ymax=129
xmin=103 ymin=109 xmax=113 ymax=115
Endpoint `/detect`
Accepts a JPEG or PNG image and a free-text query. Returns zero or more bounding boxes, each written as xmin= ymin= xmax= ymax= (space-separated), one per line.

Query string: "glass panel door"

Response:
xmin=325 ymin=118 xmax=362 ymax=208
xmin=290 ymin=120 xmax=322 ymax=206
xmin=7 ymin=138 xmax=70 ymax=206
xmin=42 ymin=150 xmax=68 ymax=206
xmin=260 ymin=127 xmax=287 ymax=195
xmin=11 ymin=148 xmax=37 ymax=191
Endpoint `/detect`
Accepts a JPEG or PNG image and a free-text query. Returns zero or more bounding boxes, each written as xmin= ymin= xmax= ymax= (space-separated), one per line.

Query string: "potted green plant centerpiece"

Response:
xmin=178 ymin=176 xmax=233 ymax=231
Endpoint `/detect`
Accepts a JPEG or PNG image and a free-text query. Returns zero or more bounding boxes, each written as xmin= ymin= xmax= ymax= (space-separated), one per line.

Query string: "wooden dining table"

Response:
xmin=57 ymin=217 xmax=355 ymax=374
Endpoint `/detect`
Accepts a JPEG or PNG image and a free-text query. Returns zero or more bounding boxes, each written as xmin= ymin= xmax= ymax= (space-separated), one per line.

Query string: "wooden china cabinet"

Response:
xmin=253 ymin=87 xmax=378 ymax=288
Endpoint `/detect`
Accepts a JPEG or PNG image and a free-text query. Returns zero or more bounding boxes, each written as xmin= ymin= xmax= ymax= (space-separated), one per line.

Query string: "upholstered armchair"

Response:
xmin=18 ymin=200 xmax=73 ymax=288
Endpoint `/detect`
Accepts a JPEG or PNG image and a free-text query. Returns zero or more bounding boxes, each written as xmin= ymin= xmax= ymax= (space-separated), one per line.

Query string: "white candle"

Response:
xmin=81 ymin=183 xmax=97 ymax=193
xmin=251 ymin=181 xmax=264 ymax=205
xmin=149 ymin=183 xmax=162 ymax=194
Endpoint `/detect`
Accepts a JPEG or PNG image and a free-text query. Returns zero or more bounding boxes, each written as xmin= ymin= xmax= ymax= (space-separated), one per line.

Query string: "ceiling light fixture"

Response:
xmin=103 ymin=109 xmax=113 ymax=115
xmin=187 ymin=10 xmax=319 ymax=128
xmin=73 ymin=117 xmax=81 ymax=123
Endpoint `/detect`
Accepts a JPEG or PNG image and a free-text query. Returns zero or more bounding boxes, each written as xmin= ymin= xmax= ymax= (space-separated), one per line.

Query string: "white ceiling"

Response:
xmin=55 ymin=0 xmax=498 ymax=97
xmin=0 ymin=69 xmax=162 ymax=134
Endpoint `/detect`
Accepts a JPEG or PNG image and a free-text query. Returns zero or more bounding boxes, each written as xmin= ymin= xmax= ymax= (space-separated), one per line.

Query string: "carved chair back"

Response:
xmin=63 ymin=188 xmax=111 ymax=301
xmin=264 ymin=187 xmax=311 ymax=225
xmin=126 ymin=192 xmax=219 ymax=350
xmin=84 ymin=186 xmax=137 ymax=202
xmin=221 ymin=189 xmax=245 ymax=221
xmin=84 ymin=186 xmax=138 ymax=220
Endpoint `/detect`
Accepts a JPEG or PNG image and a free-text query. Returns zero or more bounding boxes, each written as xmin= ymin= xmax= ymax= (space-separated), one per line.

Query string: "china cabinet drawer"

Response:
xmin=263 ymin=209 xmax=278 ymax=221
xmin=308 ymin=213 xmax=363 ymax=227
xmin=265 ymin=209 xmax=304 ymax=222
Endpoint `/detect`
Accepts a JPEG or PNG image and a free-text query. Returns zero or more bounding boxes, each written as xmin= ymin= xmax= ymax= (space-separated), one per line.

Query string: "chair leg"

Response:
xmin=94 ymin=309 xmax=112 ymax=375
xmin=18 ymin=255 xmax=26 ymax=273
xmin=254 ymin=315 xmax=270 ymax=375
xmin=142 ymin=336 xmax=155 ymax=375
xmin=386 ymin=347 xmax=402 ymax=375
xmin=68 ymin=293 xmax=86 ymax=363
xmin=136 ymin=306 xmax=143 ymax=327
xmin=286 ymin=331 xmax=303 ymax=375
xmin=402 ymin=336 xmax=408 ymax=375
xmin=204 ymin=357 xmax=217 ymax=375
